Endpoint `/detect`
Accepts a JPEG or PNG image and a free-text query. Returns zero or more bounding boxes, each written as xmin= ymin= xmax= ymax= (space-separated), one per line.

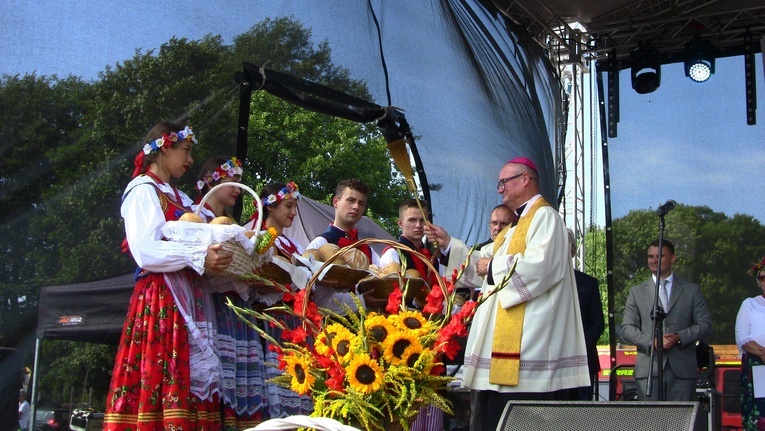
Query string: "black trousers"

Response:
xmin=470 ymin=387 xmax=586 ymax=431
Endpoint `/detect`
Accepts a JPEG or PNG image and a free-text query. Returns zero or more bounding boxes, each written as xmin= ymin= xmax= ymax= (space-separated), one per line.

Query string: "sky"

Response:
xmin=1 ymin=0 xmax=763 ymax=227
xmin=608 ymin=56 xmax=765 ymax=224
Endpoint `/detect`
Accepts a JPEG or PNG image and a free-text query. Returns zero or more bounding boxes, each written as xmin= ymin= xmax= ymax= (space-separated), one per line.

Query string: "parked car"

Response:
xmin=34 ymin=407 xmax=69 ymax=431
xmin=69 ymin=409 xmax=103 ymax=431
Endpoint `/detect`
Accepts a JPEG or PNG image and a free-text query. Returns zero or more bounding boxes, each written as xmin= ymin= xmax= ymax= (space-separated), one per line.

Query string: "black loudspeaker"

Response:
xmin=497 ymin=400 xmax=704 ymax=431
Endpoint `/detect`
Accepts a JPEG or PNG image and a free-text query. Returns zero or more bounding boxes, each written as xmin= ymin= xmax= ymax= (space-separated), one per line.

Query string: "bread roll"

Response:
xmin=344 ymin=248 xmax=369 ymax=269
xmin=318 ymin=243 xmax=341 ymax=261
xmin=210 ymin=216 xmax=236 ymax=225
xmin=179 ymin=212 xmax=204 ymax=223
xmin=378 ymin=262 xmax=401 ymax=277
xmin=404 ymin=269 xmax=422 ymax=279
xmin=367 ymin=264 xmax=382 ymax=276
xmin=302 ymin=249 xmax=323 ymax=261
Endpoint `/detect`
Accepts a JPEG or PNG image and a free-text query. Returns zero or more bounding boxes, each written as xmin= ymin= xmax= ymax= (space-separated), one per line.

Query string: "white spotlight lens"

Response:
xmin=688 ymin=61 xmax=712 ymax=83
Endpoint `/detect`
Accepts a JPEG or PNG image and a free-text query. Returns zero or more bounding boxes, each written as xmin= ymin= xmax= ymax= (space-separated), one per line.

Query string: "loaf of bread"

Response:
xmin=178 ymin=212 xmax=204 ymax=223
xmin=209 ymin=216 xmax=236 ymax=225
xmin=318 ymin=243 xmax=341 ymax=261
xmin=302 ymin=249 xmax=323 ymax=261
xmin=344 ymin=248 xmax=369 ymax=269
xmin=404 ymin=269 xmax=422 ymax=279
xmin=378 ymin=262 xmax=401 ymax=277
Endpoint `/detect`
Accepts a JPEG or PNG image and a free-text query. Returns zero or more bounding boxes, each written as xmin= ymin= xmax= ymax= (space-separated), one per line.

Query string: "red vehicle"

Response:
xmin=597 ymin=345 xmax=743 ymax=431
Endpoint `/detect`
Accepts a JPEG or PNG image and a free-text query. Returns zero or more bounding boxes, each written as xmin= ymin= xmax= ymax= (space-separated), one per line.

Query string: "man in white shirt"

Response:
xmin=18 ymin=390 xmax=30 ymax=431
xmin=305 ymin=178 xmax=385 ymax=313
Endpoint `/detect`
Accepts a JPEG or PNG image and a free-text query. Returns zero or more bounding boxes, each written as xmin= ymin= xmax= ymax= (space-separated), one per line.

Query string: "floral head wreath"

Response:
xmin=143 ymin=126 xmax=197 ymax=155
xmin=749 ymin=257 xmax=765 ymax=276
xmin=132 ymin=125 xmax=197 ymax=178
xmin=264 ymin=182 xmax=300 ymax=207
xmin=196 ymin=157 xmax=244 ymax=191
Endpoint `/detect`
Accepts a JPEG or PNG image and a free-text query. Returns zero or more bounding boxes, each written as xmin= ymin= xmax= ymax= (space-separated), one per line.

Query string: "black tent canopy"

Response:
xmin=36 ymin=274 xmax=134 ymax=345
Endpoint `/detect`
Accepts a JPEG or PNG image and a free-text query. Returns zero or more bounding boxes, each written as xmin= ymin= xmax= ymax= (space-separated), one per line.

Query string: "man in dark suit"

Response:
xmin=621 ymin=239 xmax=712 ymax=401
xmin=568 ymin=229 xmax=605 ymax=400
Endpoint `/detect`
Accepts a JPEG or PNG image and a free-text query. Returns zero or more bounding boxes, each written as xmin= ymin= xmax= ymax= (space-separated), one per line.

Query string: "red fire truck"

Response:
xmin=597 ymin=344 xmax=743 ymax=431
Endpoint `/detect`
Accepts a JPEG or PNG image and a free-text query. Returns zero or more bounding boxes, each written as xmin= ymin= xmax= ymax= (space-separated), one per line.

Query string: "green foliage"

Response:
xmin=36 ymin=341 xmax=116 ymax=410
xmin=585 ymin=204 xmax=765 ymax=345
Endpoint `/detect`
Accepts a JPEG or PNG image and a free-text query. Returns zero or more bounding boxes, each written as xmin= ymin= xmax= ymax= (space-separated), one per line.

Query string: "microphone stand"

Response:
xmin=646 ymin=215 xmax=667 ymax=401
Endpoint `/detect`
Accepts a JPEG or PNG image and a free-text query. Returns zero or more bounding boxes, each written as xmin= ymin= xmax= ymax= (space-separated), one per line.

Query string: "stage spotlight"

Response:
xmin=630 ymin=44 xmax=661 ymax=94
xmin=684 ymin=39 xmax=715 ymax=83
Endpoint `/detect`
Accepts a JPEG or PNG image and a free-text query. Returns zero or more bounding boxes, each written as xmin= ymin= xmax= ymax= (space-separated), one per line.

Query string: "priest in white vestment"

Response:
xmin=431 ymin=157 xmax=590 ymax=431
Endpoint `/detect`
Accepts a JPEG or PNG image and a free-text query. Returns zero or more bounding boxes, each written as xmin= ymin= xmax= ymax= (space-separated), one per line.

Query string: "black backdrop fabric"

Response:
xmin=257 ymin=0 xmax=562 ymax=244
xmin=36 ymin=274 xmax=134 ymax=345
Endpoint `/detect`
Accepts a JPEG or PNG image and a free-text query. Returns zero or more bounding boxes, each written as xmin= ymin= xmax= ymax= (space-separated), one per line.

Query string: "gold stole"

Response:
xmin=489 ymin=197 xmax=550 ymax=385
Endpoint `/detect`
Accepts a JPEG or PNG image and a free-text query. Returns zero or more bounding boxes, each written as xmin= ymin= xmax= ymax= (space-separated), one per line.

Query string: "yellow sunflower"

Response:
xmin=364 ymin=314 xmax=395 ymax=344
xmin=402 ymin=343 xmax=424 ymax=368
xmin=314 ymin=332 xmax=332 ymax=356
xmin=346 ymin=353 xmax=384 ymax=394
xmin=389 ymin=310 xmax=432 ymax=336
xmin=331 ymin=330 xmax=356 ymax=363
xmin=383 ymin=330 xmax=421 ymax=365
xmin=315 ymin=323 xmax=352 ymax=356
xmin=284 ymin=353 xmax=316 ymax=395
xmin=412 ymin=347 xmax=438 ymax=374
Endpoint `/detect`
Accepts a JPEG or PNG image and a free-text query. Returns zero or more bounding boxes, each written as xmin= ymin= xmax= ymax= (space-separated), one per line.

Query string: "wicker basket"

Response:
xmin=260 ymin=260 xmax=292 ymax=285
xmin=196 ymin=182 xmax=263 ymax=278
xmin=293 ymin=254 xmax=371 ymax=291
xmin=246 ymin=414 xmax=411 ymax=431
xmin=247 ymin=415 xmax=361 ymax=431
xmin=357 ymin=275 xmax=427 ymax=303
xmin=302 ymin=238 xmax=448 ymax=315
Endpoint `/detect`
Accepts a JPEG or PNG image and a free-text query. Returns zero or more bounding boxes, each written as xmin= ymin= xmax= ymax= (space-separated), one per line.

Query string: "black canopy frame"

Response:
xmin=231 ymin=62 xmax=432 ymax=220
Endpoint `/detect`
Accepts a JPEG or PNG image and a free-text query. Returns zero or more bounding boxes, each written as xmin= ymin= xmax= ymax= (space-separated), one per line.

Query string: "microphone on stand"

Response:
xmin=655 ymin=200 xmax=677 ymax=216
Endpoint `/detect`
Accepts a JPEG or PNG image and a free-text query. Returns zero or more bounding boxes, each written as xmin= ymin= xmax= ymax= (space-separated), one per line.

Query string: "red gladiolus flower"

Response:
xmin=386 ymin=286 xmax=403 ymax=314
xmin=282 ymin=326 xmax=310 ymax=345
xmin=315 ymin=354 xmax=334 ymax=369
xmin=437 ymin=336 xmax=462 ymax=360
xmin=277 ymin=354 xmax=287 ymax=370
xmin=324 ymin=361 xmax=346 ymax=392
xmin=292 ymin=289 xmax=322 ymax=329
xmin=430 ymin=363 xmax=445 ymax=376
xmin=453 ymin=300 xmax=478 ymax=323
xmin=423 ymin=284 xmax=445 ymax=315
xmin=282 ymin=291 xmax=295 ymax=303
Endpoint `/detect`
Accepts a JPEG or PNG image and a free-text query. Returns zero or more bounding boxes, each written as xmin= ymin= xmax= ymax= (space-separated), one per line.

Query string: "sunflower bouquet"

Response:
xmin=227 ymin=239 xmax=512 ymax=431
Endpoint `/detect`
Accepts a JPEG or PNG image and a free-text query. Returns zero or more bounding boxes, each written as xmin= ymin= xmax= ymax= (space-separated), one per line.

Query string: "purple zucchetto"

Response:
xmin=506 ymin=156 xmax=538 ymax=173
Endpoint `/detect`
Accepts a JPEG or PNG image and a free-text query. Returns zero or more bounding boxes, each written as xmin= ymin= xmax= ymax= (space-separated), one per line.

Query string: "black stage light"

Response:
xmin=630 ymin=44 xmax=661 ymax=94
xmin=684 ymin=39 xmax=715 ymax=83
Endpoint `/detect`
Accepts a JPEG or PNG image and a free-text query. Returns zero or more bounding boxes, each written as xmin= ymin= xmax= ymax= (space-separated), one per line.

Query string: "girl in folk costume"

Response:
xmin=255 ymin=182 xmax=304 ymax=260
xmin=245 ymin=182 xmax=314 ymax=417
xmin=195 ymin=157 xmax=269 ymax=430
xmin=104 ymin=122 xmax=231 ymax=431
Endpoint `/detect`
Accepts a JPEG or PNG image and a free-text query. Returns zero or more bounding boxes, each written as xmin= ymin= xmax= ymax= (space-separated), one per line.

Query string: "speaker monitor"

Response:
xmin=497 ymin=400 xmax=703 ymax=431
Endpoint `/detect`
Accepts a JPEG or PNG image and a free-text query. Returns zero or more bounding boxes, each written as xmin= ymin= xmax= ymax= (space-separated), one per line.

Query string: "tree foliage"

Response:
xmin=584 ymin=204 xmax=765 ymax=346
xmin=0 ymin=16 xmax=405 ymax=408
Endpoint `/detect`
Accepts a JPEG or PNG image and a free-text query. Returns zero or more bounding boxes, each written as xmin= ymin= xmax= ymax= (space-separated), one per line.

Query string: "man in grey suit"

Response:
xmin=621 ymin=239 xmax=712 ymax=401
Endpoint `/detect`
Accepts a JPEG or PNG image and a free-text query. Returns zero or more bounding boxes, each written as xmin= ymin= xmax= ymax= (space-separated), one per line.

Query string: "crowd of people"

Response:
xmin=98 ymin=121 xmax=765 ymax=431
